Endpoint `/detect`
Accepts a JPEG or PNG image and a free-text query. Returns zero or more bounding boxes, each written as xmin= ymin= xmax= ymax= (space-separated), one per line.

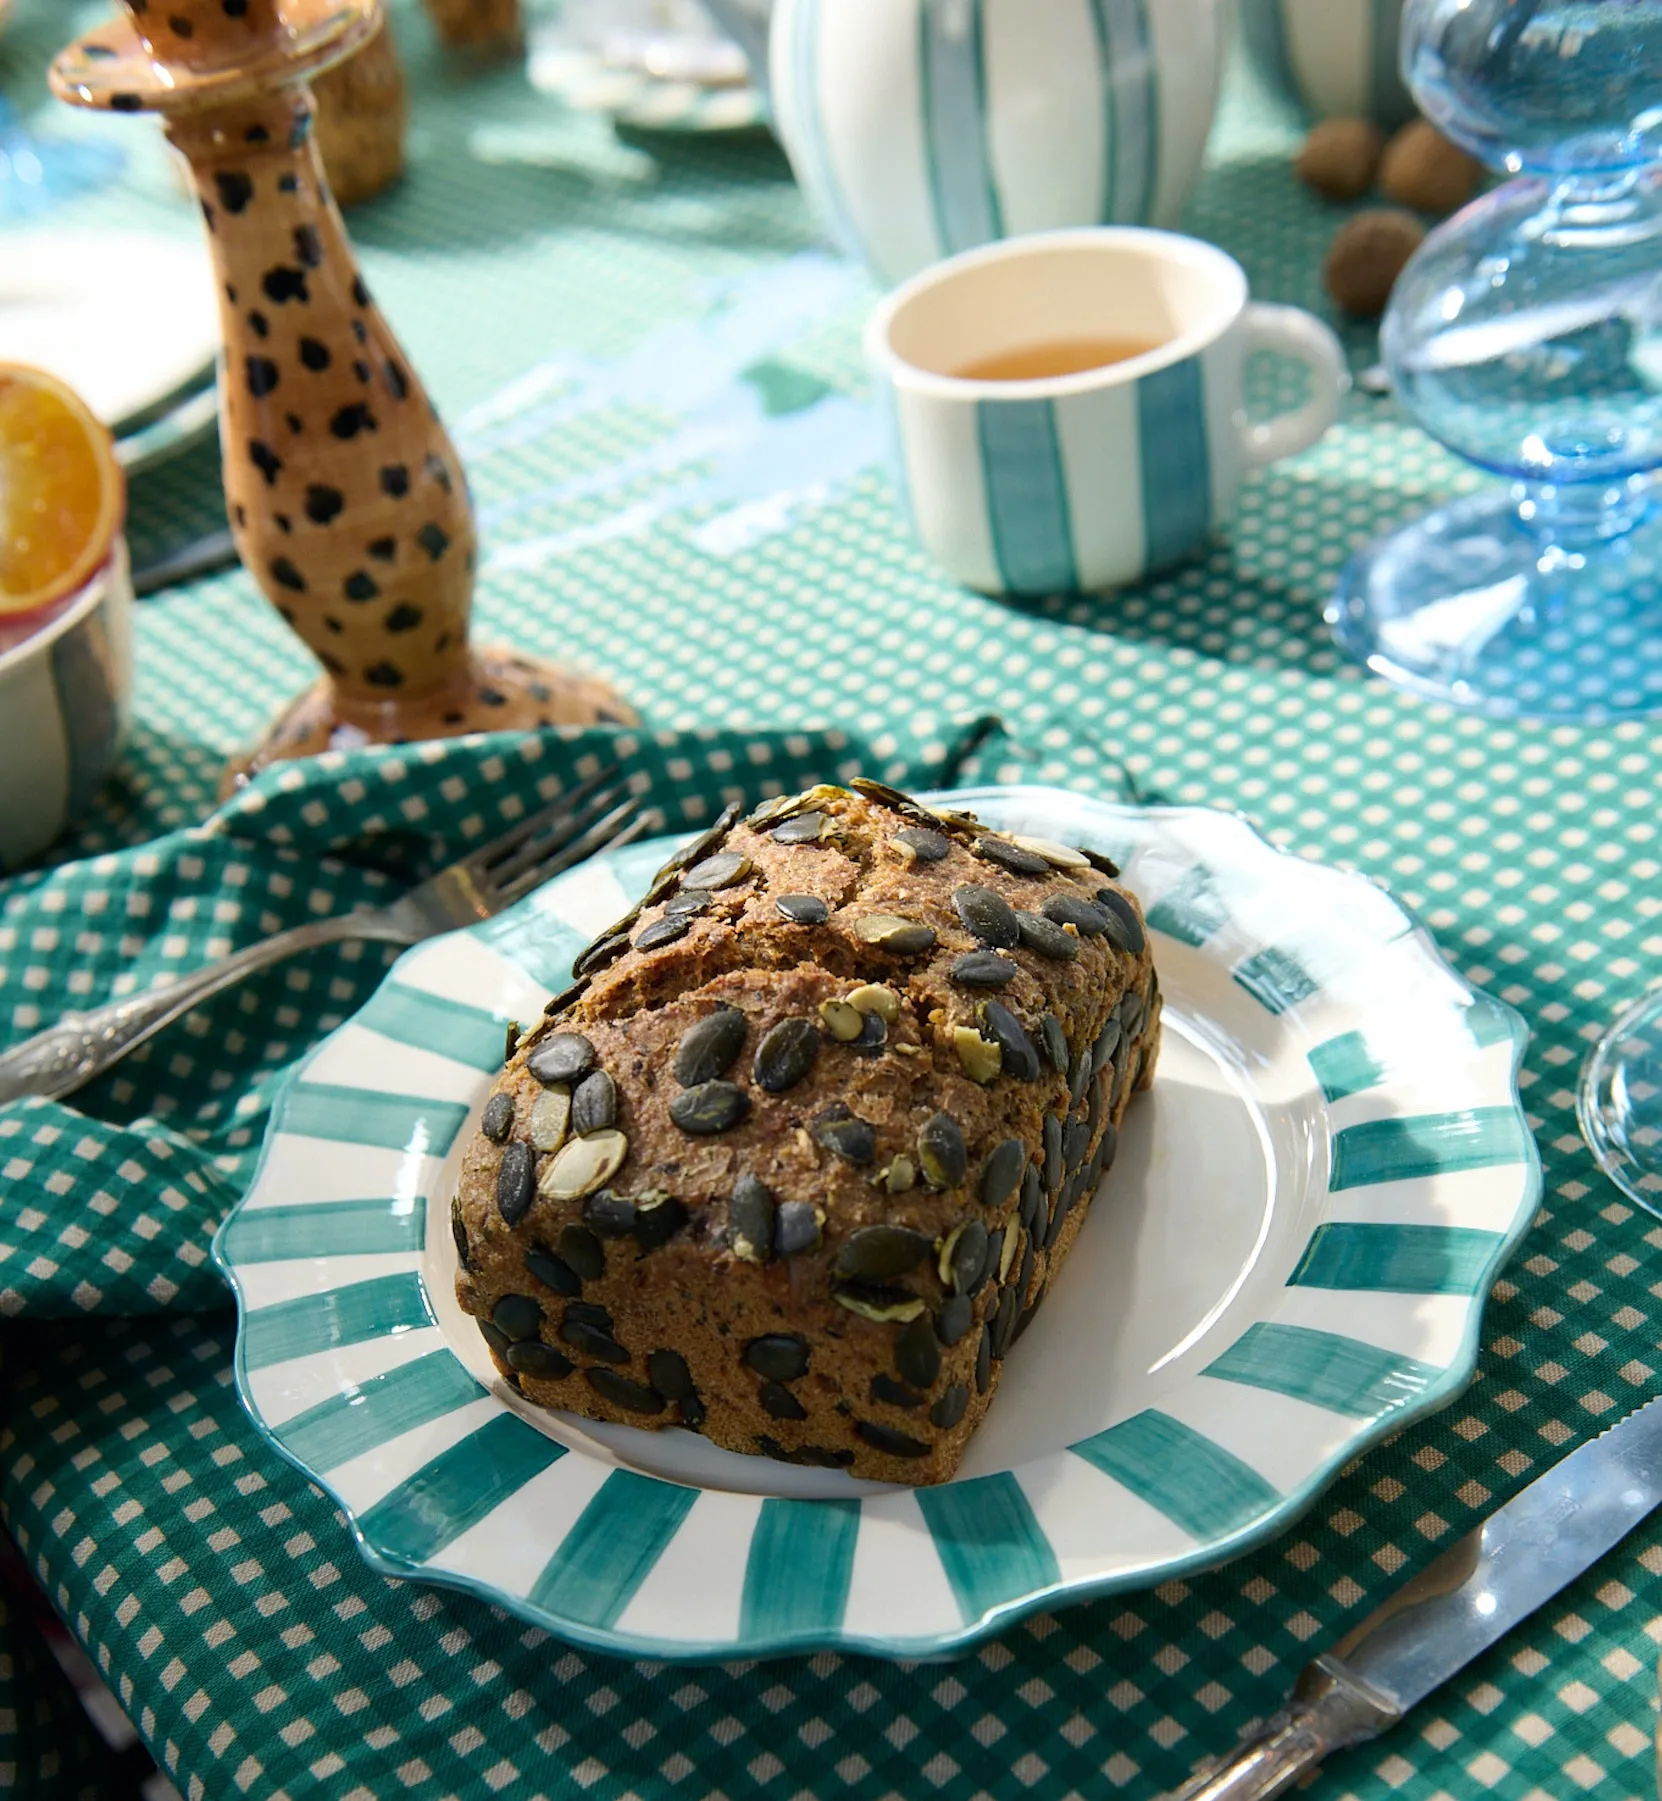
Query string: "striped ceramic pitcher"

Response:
xmin=769 ymin=0 xmax=1228 ymax=287
xmin=1240 ymin=0 xmax=1414 ymax=128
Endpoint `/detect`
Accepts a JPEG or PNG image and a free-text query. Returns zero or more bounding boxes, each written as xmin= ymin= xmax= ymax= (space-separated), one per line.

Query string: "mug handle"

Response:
xmin=1236 ymin=303 xmax=1349 ymax=468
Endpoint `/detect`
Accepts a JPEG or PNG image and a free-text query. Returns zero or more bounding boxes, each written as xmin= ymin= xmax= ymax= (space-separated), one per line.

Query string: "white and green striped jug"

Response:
xmin=768 ymin=0 xmax=1229 ymax=287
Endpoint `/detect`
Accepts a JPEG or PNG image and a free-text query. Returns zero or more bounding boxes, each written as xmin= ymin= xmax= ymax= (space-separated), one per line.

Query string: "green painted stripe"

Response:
xmin=917 ymin=0 xmax=1002 ymax=257
xmin=357 ymin=1412 xmax=566 ymax=1566
xmin=243 ymin=1272 xmax=433 ymax=1373
xmin=914 ymin=1473 xmax=1060 ymax=1626
xmin=1084 ymin=0 xmax=1118 ymax=231
xmin=977 ymin=399 xmax=1079 ymax=596
xmin=477 ymin=911 xmax=588 ymax=998
xmin=1070 ymin=1410 xmax=1279 ymax=1542
xmin=1368 ymin=0 xmax=1415 ymax=128
xmin=220 ymin=1198 xmax=425 ymax=1264
xmin=1233 ymin=945 xmax=1319 ymax=1015
xmin=1239 ymin=0 xmax=1299 ymax=108
xmin=1144 ymin=867 xmax=1229 ymax=947
xmin=280 ymin=1083 xmax=471 ymax=1155
xmin=1137 ymin=355 xmax=1211 ymax=572
xmin=356 ymin=983 xmax=506 ymax=1071
xmin=528 ymin=1471 xmax=698 ymax=1629
xmin=1331 ymin=1107 xmax=1532 ymax=1190
xmin=1465 ymin=997 xmax=1518 ymax=1049
xmin=1307 ymin=1031 xmax=1385 ymax=1102
xmin=1204 ymin=1322 xmax=1443 ymax=1418
xmin=1289 ymin=1222 xmax=1505 ymax=1294
xmin=739 ymin=1498 xmax=860 ymax=1641
xmin=275 ymin=1350 xmax=485 ymax=1473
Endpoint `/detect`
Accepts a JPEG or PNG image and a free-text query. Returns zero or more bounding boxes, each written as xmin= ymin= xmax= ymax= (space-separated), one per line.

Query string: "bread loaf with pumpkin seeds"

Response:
xmin=451 ymin=779 xmax=1160 ymax=1485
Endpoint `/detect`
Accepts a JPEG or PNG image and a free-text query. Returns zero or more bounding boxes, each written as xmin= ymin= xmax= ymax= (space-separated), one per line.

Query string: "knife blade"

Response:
xmin=1169 ymin=1391 xmax=1662 ymax=1800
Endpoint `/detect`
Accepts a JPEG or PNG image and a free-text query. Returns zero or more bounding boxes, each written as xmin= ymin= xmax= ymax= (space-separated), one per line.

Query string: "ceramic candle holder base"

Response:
xmin=223 ymin=646 xmax=632 ymax=792
xmin=52 ymin=0 xmax=634 ymax=794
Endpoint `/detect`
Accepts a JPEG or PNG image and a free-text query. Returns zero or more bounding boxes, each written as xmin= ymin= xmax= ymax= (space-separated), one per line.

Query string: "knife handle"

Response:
xmin=1168 ymin=1657 xmax=1400 ymax=1801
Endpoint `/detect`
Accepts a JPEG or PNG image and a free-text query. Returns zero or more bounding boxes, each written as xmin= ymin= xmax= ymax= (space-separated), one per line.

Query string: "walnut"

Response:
xmin=1296 ymin=117 xmax=1385 ymax=202
xmin=1380 ymin=119 xmax=1482 ymax=214
xmin=1324 ymin=209 xmax=1427 ymax=318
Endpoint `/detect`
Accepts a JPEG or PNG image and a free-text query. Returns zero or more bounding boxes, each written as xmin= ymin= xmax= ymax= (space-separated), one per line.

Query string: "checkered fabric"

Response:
xmin=3 ymin=0 xmax=1662 ymax=1795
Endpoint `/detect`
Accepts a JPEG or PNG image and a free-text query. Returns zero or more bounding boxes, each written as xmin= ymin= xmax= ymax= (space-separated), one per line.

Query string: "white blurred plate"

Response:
xmin=0 ymin=229 xmax=218 ymax=435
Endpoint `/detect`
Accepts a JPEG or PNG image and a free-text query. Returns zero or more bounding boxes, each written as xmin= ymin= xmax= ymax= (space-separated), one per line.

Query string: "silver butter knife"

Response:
xmin=1172 ymin=1392 xmax=1662 ymax=1799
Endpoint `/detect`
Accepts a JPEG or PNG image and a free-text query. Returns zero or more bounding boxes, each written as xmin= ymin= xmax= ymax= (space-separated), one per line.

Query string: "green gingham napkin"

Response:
xmin=0 ymin=718 xmax=1035 ymax=1322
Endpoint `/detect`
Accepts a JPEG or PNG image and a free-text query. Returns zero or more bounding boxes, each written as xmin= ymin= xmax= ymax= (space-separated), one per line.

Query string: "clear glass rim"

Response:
xmin=1578 ymin=985 xmax=1662 ymax=1217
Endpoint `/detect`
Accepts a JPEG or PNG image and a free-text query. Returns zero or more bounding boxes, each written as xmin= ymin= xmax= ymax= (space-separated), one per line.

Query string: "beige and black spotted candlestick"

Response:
xmin=51 ymin=0 xmax=634 ymax=793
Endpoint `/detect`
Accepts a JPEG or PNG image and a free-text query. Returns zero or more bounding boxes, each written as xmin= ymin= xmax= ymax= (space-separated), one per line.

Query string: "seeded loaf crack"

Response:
xmin=452 ymin=779 xmax=1161 ymax=1485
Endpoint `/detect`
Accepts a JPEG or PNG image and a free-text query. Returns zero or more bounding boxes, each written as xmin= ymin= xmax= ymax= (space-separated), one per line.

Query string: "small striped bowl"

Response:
xmin=1240 ymin=0 xmax=1416 ymax=130
xmin=0 ymin=542 xmax=132 ymax=872
xmin=769 ymin=0 xmax=1227 ymax=287
xmin=216 ymin=786 xmax=1539 ymax=1662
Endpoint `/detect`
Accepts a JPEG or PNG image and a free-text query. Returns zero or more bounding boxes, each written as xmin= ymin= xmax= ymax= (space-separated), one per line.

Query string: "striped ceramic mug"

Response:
xmin=0 ymin=541 xmax=132 ymax=870
xmin=867 ymin=228 xmax=1348 ymax=597
xmin=1240 ymin=0 xmax=1415 ymax=129
xmin=769 ymin=0 xmax=1227 ymax=288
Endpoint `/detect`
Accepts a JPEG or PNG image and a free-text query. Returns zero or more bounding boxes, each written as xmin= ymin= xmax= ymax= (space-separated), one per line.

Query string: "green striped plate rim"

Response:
xmin=214 ymin=786 xmax=1539 ymax=1661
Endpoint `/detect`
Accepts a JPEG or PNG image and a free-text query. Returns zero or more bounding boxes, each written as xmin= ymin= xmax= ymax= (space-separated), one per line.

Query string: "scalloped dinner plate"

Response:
xmin=214 ymin=786 xmax=1540 ymax=1663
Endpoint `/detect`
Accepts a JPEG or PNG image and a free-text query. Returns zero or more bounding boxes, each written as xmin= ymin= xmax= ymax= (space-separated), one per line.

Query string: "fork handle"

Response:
xmin=0 ymin=913 xmax=416 ymax=1105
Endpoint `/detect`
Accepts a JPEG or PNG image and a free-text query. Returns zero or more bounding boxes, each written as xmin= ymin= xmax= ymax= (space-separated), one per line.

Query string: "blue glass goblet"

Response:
xmin=1328 ymin=0 xmax=1662 ymax=720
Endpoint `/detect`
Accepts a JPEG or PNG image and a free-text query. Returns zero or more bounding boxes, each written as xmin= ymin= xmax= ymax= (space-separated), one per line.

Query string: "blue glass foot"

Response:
xmin=0 ymin=105 xmax=124 ymax=219
xmin=1328 ymin=480 xmax=1662 ymax=720
xmin=1580 ymin=986 xmax=1662 ymax=1216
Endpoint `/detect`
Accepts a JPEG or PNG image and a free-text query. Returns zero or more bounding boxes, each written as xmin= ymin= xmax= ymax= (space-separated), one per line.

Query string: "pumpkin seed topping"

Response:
xmin=539 ymin=1129 xmax=628 ymax=1200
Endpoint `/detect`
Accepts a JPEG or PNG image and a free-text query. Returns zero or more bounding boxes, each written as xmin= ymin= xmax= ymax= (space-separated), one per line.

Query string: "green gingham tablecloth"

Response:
xmin=5 ymin=1 xmax=1662 ymax=1797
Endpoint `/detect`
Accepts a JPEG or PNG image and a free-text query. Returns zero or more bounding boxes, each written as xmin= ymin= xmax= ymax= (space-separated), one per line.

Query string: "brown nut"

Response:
xmin=1296 ymin=117 xmax=1385 ymax=202
xmin=1380 ymin=118 xmax=1482 ymax=214
xmin=1324 ymin=209 xmax=1426 ymax=318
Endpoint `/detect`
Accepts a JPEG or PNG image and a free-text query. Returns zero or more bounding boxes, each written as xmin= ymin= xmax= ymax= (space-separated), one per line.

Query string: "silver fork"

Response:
xmin=0 ymin=769 xmax=649 ymax=1106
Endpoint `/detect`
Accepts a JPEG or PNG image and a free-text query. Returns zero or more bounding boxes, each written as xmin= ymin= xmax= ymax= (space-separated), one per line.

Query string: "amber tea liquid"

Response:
xmin=952 ymin=336 xmax=1164 ymax=382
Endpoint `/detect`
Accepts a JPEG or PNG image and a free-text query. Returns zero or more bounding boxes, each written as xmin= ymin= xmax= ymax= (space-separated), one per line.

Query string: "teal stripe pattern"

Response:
xmin=356 ymin=1413 xmax=566 ymax=1567
xmin=977 ymin=400 xmax=1079 ymax=596
xmin=275 ymin=1351 xmax=486 ymax=1473
xmin=218 ymin=1197 xmax=425 ymax=1264
xmin=1465 ymin=996 xmax=1519 ymax=1049
xmin=1308 ymin=1031 xmax=1386 ymax=1103
xmin=1071 ymin=1411 xmax=1280 ymax=1542
xmin=915 ymin=1474 xmax=1060 ymax=1625
xmin=1238 ymin=0 xmax=1299 ymax=110
xmin=917 ymin=0 xmax=1002 ymax=256
xmin=1290 ymin=1222 xmax=1504 ymax=1294
xmin=1137 ymin=355 xmax=1212 ymax=573
xmin=779 ymin=0 xmax=860 ymax=263
xmin=1099 ymin=0 xmax=1157 ymax=222
xmin=242 ymin=1272 xmax=433 ymax=1373
xmin=280 ymin=1082 xmax=472 ymax=1155
xmin=528 ymin=1471 xmax=699 ymax=1630
xmin=1367 ymin=0 xmax=1415 ymax=128
xmin=475 ymin=911 xmax=586 ymax=1001
xmin=1205 ymin=1322 xmax=1442 ymax=1418
xmin=1144 ymin=865 xmax=1228 ymax=946
xmin=1330 ymin=1107 xmax=1533 ymax=1190
xmin=356 ymin=983 xmax=506 ymax=1072
xmin=1233 ymin=946 xmax=1319 ymax=1015
xmin=1082 ymin=0 xmax=1119 ymax=231
xmin=739 ymin=1499 xmax=860 ymax=1642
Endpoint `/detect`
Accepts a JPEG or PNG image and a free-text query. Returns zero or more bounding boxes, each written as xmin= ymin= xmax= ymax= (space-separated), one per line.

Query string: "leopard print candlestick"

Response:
xmin=52 ymin=0 xmax=634 ymax=792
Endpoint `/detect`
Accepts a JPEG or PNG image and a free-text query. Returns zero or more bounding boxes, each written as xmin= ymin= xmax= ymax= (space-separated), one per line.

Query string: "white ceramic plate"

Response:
xmin=0 ymin=230 xmax=218 ymax=434
xmin=215 ymin=785 xmax=1539 ymax=1661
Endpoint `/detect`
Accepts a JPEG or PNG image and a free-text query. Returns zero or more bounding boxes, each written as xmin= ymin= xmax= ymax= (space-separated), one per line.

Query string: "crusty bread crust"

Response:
xmin=453 ymin=781 xmax=1160 ymax=1484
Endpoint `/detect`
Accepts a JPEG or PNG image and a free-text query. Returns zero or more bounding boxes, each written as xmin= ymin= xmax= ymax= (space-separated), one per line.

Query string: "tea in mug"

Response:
xmin=952 ymin=336 xmax=1163 ymax=382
